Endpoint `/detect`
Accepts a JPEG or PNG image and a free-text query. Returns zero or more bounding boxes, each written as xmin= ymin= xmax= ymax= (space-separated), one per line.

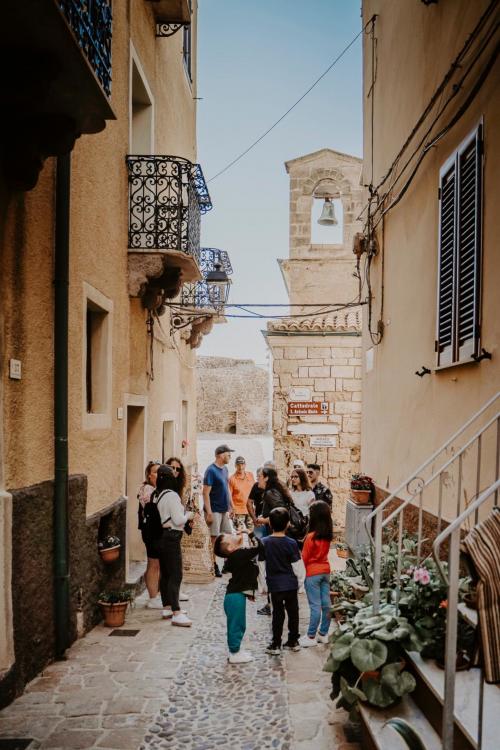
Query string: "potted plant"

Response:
xmin=350 ymin=474 xmax=374 ymax=505
xmin=324 ymin=603 xmax=422 ymax=715
xmin=336 ymin=542 xmax=350 ymax=559
xmin=98 ymin=534 xmax=121 ymax=563
xmin=330 ymin=571 xmax=356 ymax=621
xmin=98 ymin=589 xmax=134 ymax=628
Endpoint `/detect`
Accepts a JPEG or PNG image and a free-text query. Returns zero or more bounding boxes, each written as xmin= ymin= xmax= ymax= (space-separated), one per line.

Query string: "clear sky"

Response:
xmin=197 ymin=0 xmax=363 ymax=367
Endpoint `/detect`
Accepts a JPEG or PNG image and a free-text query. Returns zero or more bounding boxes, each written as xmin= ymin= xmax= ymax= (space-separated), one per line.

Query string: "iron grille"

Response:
xmin=57 ymin=0 xmax=113 ymax=97
xmin=126 ymin=156 xmax=212 ymax=257
xmin=181 ymin=248 xmax=233 ymax=309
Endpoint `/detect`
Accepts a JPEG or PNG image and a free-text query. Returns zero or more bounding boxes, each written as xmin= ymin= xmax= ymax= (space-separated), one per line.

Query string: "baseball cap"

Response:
xmin=235 ymin=456 xmax=246 ymax=464
xmin=215 ymin=444 xmax=235 ymax=455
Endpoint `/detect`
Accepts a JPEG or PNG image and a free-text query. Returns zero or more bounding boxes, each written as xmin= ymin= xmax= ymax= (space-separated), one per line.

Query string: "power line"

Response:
xmin=207 ymin=18 xmax=374 ymax=184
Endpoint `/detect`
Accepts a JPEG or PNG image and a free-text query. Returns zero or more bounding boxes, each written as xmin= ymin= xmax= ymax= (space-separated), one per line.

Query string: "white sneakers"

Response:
xmin=228 ymin=650 xmax=253 ymax=664
xmin=161 ymin=609 xmax=173 ymax=619
xmin=316 ymin=633 xmax=329 ymax=644
xmin=298 ymin=635 xmax=318 ymax=648
xmin=146 ymin=597 xmax=163 ymax=610
xmin=172 ymin=612 xmax=192 ymax=627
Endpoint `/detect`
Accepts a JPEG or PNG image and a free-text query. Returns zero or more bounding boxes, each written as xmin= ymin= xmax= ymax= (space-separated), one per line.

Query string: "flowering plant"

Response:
xmin=350 ymin=474 xmax=374 ymax=491
xmin=98 ymin=535 xmax=121 ymax=550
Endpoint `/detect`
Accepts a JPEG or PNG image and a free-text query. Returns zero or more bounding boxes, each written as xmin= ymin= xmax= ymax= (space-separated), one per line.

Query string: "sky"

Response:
xmin=197 ymin=0 xmax=363 ymax=367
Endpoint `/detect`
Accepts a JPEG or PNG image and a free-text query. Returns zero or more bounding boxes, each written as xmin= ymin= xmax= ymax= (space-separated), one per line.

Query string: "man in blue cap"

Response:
xmin=203 ymin=444 xmax=235 ymax=577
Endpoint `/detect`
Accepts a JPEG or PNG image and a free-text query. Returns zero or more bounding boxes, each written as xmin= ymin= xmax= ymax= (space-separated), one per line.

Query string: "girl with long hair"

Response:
xmin=299 ymin=500 xmax=333 ymax=647
xmin=137 ymin=460 xmax=162 ymax=608
xmin=257 ymin=467 xmax=293 ymax=526
xmin=166 ymin=456 xmax=187 ymax=499
xmin=289 ymin=468 xmax=315 ymax=516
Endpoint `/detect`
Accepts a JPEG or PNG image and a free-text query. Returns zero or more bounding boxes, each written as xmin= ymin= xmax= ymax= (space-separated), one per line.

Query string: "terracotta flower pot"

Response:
xmin=99 ymin=545 xmax=120 ymax=563
xmin=99 ymin=601 xmax=128 ymax=628
xmin=351 ymin=489 xmax=371 ymax=505
xmin=336 ymin=547 xmax=349 ymax=559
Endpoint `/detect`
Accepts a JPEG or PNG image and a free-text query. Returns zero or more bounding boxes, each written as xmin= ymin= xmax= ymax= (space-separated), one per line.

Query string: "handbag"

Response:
xmin=286 ymin=500 xmax=308 ymax=541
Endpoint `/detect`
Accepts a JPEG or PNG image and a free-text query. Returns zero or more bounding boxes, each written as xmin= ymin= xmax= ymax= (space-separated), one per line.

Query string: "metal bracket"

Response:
xmin=156 ymin=23 xmax=184 ymax=37
xmin=415 ymin=366 xmax=431 ymax=377
xmin=471 ymin=348 xmax=492 ymax=363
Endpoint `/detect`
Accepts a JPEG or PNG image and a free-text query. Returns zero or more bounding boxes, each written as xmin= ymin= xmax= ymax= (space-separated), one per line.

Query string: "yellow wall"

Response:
xmin=2 ymin=0 xmax=201 ymax=519
xmin=361 ymin=1 xmax=500 ymax=502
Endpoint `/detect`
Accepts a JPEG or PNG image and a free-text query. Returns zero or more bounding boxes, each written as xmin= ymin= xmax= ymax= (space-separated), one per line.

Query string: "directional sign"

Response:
xmin=288 ymin=401 xmax=329 ymax=416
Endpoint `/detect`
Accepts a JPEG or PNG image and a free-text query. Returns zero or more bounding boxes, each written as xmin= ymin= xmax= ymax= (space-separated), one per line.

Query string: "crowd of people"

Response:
xmin=136 ymin=444 xmax=335 ymax=664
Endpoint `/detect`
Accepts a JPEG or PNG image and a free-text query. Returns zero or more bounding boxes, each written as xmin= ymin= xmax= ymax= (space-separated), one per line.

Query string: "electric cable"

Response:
xmin=207 ymin=16 xmax=375 ymax=183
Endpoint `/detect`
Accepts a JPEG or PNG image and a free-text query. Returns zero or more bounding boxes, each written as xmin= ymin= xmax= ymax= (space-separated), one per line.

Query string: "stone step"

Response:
xmin=407 ymin=651 xmax=500 ymax=749
xmin=358 ymin=695 xmax=441 ymax=750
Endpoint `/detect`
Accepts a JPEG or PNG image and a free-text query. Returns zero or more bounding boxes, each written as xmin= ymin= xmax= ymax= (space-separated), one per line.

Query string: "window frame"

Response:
xmin=435 ymin=121 xmax=483 ymax=369
xmin=82 ymin=283 xmax=113 ymax=430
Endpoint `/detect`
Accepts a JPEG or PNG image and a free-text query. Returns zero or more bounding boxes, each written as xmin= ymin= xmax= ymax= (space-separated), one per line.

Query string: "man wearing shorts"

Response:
xmin=203 ymin=444 xmax=235 ymax=577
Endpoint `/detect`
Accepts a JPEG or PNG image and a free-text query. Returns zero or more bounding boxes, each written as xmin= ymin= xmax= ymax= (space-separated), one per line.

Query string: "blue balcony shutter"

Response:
xmin=437 ymin=163 xmax=456 ymax=366
xmin=457 ymin=126 xmax=482 ymax=361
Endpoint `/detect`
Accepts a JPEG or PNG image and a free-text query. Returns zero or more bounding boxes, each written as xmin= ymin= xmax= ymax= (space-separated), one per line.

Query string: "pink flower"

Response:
xmin=413 ymin=567 xmax=431 ymax=585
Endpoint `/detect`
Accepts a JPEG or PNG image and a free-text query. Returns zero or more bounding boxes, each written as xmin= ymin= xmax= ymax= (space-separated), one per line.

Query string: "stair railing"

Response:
xmin=365 ymin=391 xmax=500 ymax=613
xmin=433 ymin=477 xmax=500 ymax=750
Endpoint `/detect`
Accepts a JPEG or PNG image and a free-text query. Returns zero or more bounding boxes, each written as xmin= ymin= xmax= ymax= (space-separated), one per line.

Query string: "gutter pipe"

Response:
xmin=54 ymin=153 xmax=70 ymax=658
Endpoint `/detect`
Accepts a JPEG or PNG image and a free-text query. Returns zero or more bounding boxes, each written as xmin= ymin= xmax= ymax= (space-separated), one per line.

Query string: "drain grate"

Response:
xmin=0 ymin=741 xmax=33 ymax=750
xmin=109 ymin=629 xmax=140 ymax=637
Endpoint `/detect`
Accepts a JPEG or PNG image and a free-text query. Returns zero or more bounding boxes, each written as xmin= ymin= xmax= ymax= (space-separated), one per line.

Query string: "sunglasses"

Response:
xmin=306 ymin=470 xmax=314 ymax=475
xmin=169 ymin=465 xmax=181 ymax=473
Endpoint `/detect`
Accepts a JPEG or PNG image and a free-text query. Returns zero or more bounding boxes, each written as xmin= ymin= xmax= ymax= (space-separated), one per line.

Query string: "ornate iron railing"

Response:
xmin=181 ymin=248 xmax=233 ymax=309
xmin=126 ymin=156 xmax=212 ymax=257
xmin=57 ymin=0 xmax=113 ymax=97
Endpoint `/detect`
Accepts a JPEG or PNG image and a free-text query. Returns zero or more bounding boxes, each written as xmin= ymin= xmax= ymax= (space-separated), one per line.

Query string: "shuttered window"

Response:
xmin=436 ymin=123 xmax=483 ymax=367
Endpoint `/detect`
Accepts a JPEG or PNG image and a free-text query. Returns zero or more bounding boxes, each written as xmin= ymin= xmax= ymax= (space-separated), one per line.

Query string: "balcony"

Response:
xmin=181 ymin=248 xmax=233 ymax=312
xmin=0 ymin=0 xmax=115 ymax=190
xmin=126 ymin=155 xmax=213 ymax=297
xmin=145 ymin=0 xmax=191 ymax=24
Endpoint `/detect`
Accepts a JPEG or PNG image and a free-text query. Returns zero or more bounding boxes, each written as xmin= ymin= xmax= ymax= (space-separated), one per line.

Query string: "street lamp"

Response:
xmin=205 ymin=262 xmax=231 ymax=310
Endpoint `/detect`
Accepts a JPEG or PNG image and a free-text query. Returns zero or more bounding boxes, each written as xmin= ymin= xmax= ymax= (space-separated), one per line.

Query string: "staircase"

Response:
xmin=360 ymin=393 xmax=500 ymax=750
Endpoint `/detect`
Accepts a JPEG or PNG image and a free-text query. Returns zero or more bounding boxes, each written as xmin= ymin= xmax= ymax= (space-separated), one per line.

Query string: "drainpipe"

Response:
xmin=54 ymin=153 xmax=70 ymax=658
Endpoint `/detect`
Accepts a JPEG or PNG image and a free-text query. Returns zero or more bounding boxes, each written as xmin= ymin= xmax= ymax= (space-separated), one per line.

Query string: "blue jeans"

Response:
xmin=253 ymin=524 xmax=268 ymax=540
xmin=304 ymin=573 xmax=331 ymax=637
xmin=224 ymin=592 xmax=247 ymax=653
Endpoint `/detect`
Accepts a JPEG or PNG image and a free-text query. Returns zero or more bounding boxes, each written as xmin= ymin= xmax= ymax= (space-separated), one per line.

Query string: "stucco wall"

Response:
xmin=197 ymin=357 xmax=270 ymax=435
xmin=360 ymin=0 xmax=500 ymax=516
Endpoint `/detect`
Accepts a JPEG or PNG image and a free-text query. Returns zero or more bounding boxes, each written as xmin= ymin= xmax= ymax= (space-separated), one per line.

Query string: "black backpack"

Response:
xmin=141 ymin=490 xmax=165 ymax=544
xmin=286 ymin=500 xmax=308 ymax=541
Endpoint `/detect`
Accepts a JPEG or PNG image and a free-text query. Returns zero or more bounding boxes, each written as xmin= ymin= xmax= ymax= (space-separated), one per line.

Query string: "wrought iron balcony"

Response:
xmin=181 ymin=249 xmax=233 ymax=312
xmin=126 ymin=156 xmax=213 ymax=294
xmin=57 ymin=0 xmax=113 ymax=97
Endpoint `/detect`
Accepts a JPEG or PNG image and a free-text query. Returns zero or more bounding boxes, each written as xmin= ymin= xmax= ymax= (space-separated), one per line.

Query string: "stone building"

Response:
xmin=265 ymin=149 xmax=364 ymax=520
xmin=197 ymin=356 xmax=270 ymax=435
xmin=0 ymin=1 xmax=231 ymax=705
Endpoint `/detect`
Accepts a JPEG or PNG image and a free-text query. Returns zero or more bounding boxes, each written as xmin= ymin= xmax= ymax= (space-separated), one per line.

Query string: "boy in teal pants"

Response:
xmin=214 ymin=531 xmax=260 ymax=664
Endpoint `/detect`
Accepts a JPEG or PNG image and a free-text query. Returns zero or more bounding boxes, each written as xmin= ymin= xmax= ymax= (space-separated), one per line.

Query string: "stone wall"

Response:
xmin=197 ymin=357 xmax=270 ymax=434
xmin=0 ymin=476 xmax=127 ymax=708
xmin=267 ymin=323 xmax=362 ymax=524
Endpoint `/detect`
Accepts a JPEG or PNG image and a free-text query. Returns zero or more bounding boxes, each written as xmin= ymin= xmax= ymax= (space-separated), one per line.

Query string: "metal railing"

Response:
xmin=433 ymin=478 xmax=500 ymax=750
xmin=366 ymin=391 xmax=500 ymax=613
xmin=57 ymin=0 xmax=113 ymax=96
xmin=126 ymin=156 xmax=212 ymax=257
xmin=181 ymin=248 xmax=233 ymax=310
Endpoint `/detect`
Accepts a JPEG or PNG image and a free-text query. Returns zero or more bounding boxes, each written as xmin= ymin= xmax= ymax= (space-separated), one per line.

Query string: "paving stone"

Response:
xmin=60 ymin=698 xmax=103 ymax=717
xmin=104 ymin=697 xmax=146 ymax=715
xmin=102 ymin=714 xmax=151 ymax=729
xmin=98 ymin=729 xmax=149 ymax=748
xmin=40 ymin=729 xmax=103 ymax=749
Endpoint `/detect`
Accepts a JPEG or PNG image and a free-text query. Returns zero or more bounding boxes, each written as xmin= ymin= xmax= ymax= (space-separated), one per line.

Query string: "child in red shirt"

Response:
xmin=299 ymin=500 xmax=333 ymax=647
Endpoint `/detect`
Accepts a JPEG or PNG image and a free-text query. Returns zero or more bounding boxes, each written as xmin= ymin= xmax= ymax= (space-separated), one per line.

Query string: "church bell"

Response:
xmin=317 ymin=197 xmax=338 ymax=226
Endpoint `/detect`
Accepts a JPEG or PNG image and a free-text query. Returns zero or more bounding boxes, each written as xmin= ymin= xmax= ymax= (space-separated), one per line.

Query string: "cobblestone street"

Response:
xmin=0 ymin=574 xmax=357 ymax=750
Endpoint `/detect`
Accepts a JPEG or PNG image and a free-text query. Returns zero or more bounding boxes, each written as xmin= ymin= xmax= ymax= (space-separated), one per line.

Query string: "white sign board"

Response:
xmin=310 ymin=436 xmax=337 ymax=448
xmin=289 ymin=387 xmax=311 ymax=402
xmin=287 ymin=424 xmax=339 ymax=436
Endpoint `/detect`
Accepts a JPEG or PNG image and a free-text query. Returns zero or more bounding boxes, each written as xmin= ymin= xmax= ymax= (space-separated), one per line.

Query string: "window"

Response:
xmin=436 ymin=123 xmax=483 ymax=367
xmin=183 ymin=23 xmax=192 ymax=82
xmin=82 ymin=284 xmax=113 ymax=430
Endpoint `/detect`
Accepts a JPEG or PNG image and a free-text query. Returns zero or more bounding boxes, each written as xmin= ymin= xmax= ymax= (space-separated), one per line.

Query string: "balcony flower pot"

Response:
xmin=98 ymin=535 xmax=121 ymax=564
xmin=351 ymin=489 xmax=372 ymax=505
xmin=336 ymin=544 xmax=350 ymax=559
xmin=98 ymin=590 xmax=133 ymax=628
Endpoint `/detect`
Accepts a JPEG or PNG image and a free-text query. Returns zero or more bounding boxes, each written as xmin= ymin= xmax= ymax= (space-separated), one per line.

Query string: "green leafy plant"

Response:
xmin=98 ymin=589 xmax=134 ymax=604
xmin=325 ymin=603 xmax=421 ymax=714
xmin=330 ymin=571 xmax=355 ymax=600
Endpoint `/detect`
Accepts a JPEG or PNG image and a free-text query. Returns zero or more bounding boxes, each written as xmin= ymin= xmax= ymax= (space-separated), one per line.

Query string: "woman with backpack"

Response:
xmin=289 ymin=468 xmax=315 ymax=518
xmin=257 ymin=468 xmax=307 ymax=543
xmin=152 ymin=464 xmax=194 ymax=627
xmin=137 ymin=460 xmax=162 ymax=609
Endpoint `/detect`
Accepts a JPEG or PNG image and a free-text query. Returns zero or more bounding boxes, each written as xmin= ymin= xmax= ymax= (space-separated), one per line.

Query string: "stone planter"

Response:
xmin=99 ymin=545 xmax=120 ymax=564
xmin=99 ymin=601 xmax=128 ymax=628
xmin=350 ymin=489 xmax=371 ymax=505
